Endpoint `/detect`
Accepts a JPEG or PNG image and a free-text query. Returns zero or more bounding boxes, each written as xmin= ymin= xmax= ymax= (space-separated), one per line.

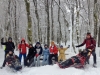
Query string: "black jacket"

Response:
xmin=34 ymin=46 xmax=43 ymax=55
xmin=27 ymin=47 xmax=37 ymax=58
xmin=1 ymin=41 xmax=15 ymax=52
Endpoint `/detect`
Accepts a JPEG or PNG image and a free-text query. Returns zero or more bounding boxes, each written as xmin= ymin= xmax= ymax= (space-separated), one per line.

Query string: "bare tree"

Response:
xmin=24 ymin=0 xmax=32 ymax=43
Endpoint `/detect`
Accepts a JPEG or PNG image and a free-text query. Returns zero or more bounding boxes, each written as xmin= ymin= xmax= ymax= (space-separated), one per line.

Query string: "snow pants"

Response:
xmin=58 ymin=54 xmax=66 ymax=61
xmin=49 ymin=54 xmax=58 ymax=65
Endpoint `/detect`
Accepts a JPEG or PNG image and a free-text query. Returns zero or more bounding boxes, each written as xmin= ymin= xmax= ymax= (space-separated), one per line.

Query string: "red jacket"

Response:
xmin=77 ymin=38 xmax=96 ymax=50
xmin=18 ymin=43 xmax=29 ymax=54
xmin=49 ymin=45 xmax=58 ymax=54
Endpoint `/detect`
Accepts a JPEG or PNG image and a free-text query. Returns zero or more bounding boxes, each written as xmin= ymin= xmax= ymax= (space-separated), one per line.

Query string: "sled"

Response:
xmin=56 ymin=49 xmax=93 ymax=69
xmin=56 ymin=62 xmax=84 ymax=69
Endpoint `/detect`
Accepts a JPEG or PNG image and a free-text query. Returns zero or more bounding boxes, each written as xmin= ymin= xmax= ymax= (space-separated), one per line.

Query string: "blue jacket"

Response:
xmin=42 ymin=48 xmax=49 ymax=56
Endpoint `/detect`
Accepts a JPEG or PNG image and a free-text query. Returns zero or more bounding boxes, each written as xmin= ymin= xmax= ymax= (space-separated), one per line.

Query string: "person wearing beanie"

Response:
xmin=33 ymin=42 xmax=43 ymax=67
xmin=18 ymin=38 xmax=29 ymax=66
xmin=58 ymin=45 xmax=70 ymax=62
xmin=49 ymin=41 xmax=58 ymax=65
xmin=24 ymin=44 xmax=36 ymax=67
xmin=0 ymin=37 xmax=15 ymax=69
xmin=42 ymin=44 xmax=49 ymax=66
xmin=76 ymin=32 xmax=97 ymax=67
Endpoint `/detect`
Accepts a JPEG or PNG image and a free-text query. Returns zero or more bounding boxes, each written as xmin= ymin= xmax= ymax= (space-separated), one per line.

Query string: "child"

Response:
xmin=6 ymin=51 xmax=22 ymax=71
xmin=58 ymin=45 xmax=70 ymax=62
xmin=42 ymin=44 xmax=49 ymax=66
xmin=24 ymin=44 xmax=37 ymax=66
xmin=18 ymin=38 xmax=29 ymax=66
xmin=34 ymin=42 xmax=43 ymax=67
xmin=49 ymin=41 xmax=58 ymax=65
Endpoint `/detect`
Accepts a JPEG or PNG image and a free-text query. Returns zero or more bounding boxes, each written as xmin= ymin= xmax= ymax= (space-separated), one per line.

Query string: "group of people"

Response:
xmin=0 ymin=32 xmax=97 ymax=69
xmin=0 ymin=37 xmax=69 ymax=68
xmin=18 ymin=39 xmax=70 ymax=67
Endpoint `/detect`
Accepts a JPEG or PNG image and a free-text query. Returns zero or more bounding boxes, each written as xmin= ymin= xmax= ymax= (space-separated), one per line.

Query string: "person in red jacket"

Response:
xmin=18 ymin=38 xmax=29 ymax=66
xmin=49 ymin=41 xmax=58 ymax=65
xmin=76 ymin=32 xmax=97 ymax=67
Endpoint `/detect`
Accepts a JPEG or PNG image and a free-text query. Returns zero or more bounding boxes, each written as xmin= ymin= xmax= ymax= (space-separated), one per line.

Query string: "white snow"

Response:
xmin=0 ymin=48 xmax=100 ymax=75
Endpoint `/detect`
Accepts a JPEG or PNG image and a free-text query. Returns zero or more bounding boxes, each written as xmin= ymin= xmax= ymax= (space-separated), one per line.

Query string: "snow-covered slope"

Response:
xmin=0 ymin=49 xmax=100 ymax=75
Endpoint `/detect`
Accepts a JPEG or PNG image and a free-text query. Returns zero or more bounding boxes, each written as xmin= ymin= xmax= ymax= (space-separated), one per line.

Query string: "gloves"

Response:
xmin=67 ymin=45 xmax=70 ymax=48
xmin=76 ymin=46 xmax=79 ymax=47
xmin=1 ymin=38 xmax=4 ymax=42
xmin=36 ymin=54 xmax=39 ymax=57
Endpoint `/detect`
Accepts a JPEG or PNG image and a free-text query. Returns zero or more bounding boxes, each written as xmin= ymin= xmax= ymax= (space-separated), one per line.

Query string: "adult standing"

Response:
xmin=76 ymin=32 xmax=97 ymax=67
xmin=18 ymin=38 xmax=29 ymax=66
xmin=0 ymin=37 xmax=15 ymax=69
xmin=49 ymin=41 xmax=58 ymax=65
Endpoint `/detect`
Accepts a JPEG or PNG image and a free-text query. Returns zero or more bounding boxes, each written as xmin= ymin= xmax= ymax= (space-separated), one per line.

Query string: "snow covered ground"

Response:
xmin=0 ymin=48 xmax=100 ymax=75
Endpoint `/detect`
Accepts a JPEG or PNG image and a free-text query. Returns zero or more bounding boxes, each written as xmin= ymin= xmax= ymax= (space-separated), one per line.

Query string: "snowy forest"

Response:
xmin=0 ymin=0 xmax=100 ymax=48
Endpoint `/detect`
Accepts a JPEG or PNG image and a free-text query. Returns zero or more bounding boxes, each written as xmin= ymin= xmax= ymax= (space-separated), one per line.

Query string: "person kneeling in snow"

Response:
xmin=58 ymin=45 xmax=70 ymax=62
xmin=57 ymin=49 xmax=92 ymax=68
xmin=6 ymin=51 xmax=22 ymax=71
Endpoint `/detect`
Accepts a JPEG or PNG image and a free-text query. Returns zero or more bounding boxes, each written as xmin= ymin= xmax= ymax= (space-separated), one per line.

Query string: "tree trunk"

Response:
xmin=94 ymin=0 xmax=98 ymax=40
xmin=51 ymin=0 xmax=54 ymax=41
xmin=24 ymin=0 xmax=32 ymax=43
xmin=33 ymin=0 xmax=40 ymax=42
xmin=45 ymin=0 xmax=50 ymax=46
xmin=58 ymin=0 xmax=62 ymax=45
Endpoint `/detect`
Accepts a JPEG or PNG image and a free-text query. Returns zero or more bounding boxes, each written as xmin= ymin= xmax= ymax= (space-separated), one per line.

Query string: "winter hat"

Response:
xmin=36 ymin=42 xmax=40 ymax=45
xmin=44 ymin=44 xmax=48 ymax=47
xmin=51 ymin=41 xmax=55 ymax=46
xmin=60 ymin=45 xmax=63 ymax=48
xmin=8 ymin=37 xmax=12 ymax=41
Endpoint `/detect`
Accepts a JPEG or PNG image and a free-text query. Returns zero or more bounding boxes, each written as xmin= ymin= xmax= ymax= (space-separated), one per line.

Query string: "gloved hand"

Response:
xmin=76 ymin=46 xmax=78 ymax=47
xmin=36 ymin=54 xmax=39 ymax=57
xmin=67 ymin=45 xmax=70 ymax=48
xmin=1 ymin=38 xmax=4 ymax=42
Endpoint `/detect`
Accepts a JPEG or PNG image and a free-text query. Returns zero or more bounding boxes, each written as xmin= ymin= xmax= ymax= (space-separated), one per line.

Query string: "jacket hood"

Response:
xmin=21 ymin=38 xmax=25 ymax=43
